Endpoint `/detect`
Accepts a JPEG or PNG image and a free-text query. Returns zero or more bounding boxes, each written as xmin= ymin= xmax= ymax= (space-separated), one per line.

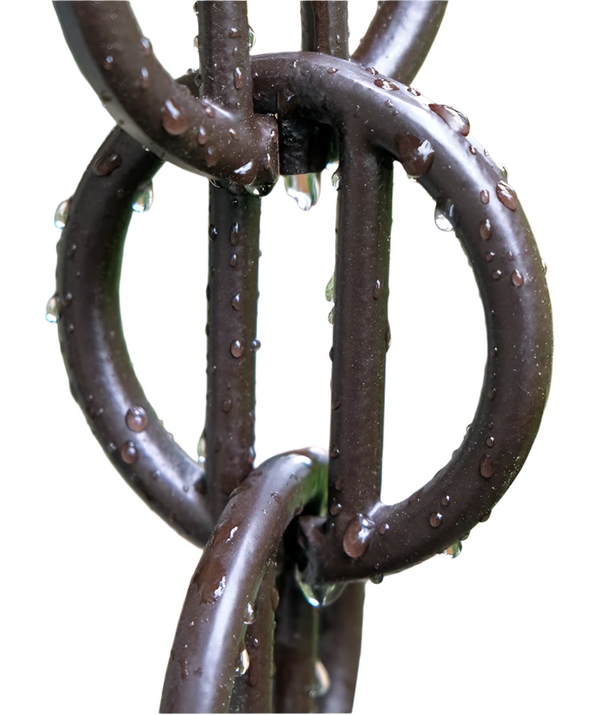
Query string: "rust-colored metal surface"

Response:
xmin=51 ymin=2 xmax=552 ymax=712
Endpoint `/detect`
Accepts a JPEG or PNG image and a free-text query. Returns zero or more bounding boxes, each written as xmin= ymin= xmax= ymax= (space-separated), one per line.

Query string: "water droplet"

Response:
xmin=248 ymin=446 xmax=255 ymax=464
xmin=244 ymin=602 xmax=256 ymax=625
xmin=486 ymin=436 xmax=495 ymax=447
xmin=231 ymin=340 xmax=243 ymax=358
xmin=229 ymin=253 xmax=238 ymax=267
xmin=374 ymin=77 xmax=399 ymax=91
xmin=198 ymin=125 xmax=208 ymax=145
xmin=162 ymin=99 xmax=190 ymax=136
xmin=233 ymin=67 xmax=244 ymax=90
xmin=378 ymin=523 xmax=389 ymax=535
xmin=229 ymin=222 xmax=240 ymax=245
xmin=231 ymin=293 xmax=242 ymax=311
xmin=372 ymin=279 xmax=382 ymax=300
xmin=54 ymin=198 xmax=71 ymax=228
xmin=429 ymin=512 xmax=442 ymax=527
xmin=221 ymin=399 xmax=233 ymax=414
xmin=479 ymin=218 xmax=493 ymax=240
xmin=103 ymin=55 xmax=114 ymax=70
xmin=193 ymin=35 xmax=199 ymax=49
xmin=491 ymin=269 xmax=502 ymax=280
xmin=205 ymin=147 xmax=218 ymax=167
xmin=444 ymin=541 xmax=462 ymax=558
xmin=140 ymin=37 xmax=152 ymax=56
xmin=496 ymin=181 xmax=518 ymax=211
xmin=283 ymin=173 xmax=321 ymax=211
xmin=429 ymin=103 xmax=470 ymax=136
xmin=370 ymin=573 xmax=384 ymax=584
xmin=328 ymin=307 xmax=335 ymax=325
xmin=248 ymin=25 xmax=256 ymax=48
xmin=434 ymin=197 xmax=455 ymax=231
xmin=45 ymin=295 xmax=59 ymax=323
xmin=325 ymin=274 xmax=335 ymax=303
xmin=295 ymin=565 xmax=345 ymax=607
xmin=407 ymin=86 xmax=421 ymax=96
xmin=251 ymin=339 xmax=261 ymax=351
xmin=330 ymin=446 xmax=340 ymax=458
xmin=125 ymin=406 xmax=148 ymax=432
xmin=311 ymin=660 xmax=330 ymax=698
xmin=140 ymin=66 xmax=150 ymax=89
xmin=343 ymin=514 xmax=375 ymax=558
xmin=93 ymin=150 xmax=122 ymax=176
xmin=120 ymin=441 xmax=139 ymax=464
xmin=197 ymin=431 xmax=206 ymax=465
xmin=396 ymin=134 xmax=435 ymax=178
xmin=480 ymin=511 xmax=491 ymax=522
xmin=329 ymin=501 xmax=342 ymax=515
xmin=327 ymin=67 xmax=338 ymax=74
xmin=331 ymin=169 xmax=340 ymax=190
xmin=132 ymin=182 xmax=153 ymax=212
xmin=486 ymin=251 xmax=495 ymax=262
xmin=469 ymin=145 xmax=477 ymax=155
xmin=480 ymin=189 xmax=490 ymax=204
xmin=511 ymin=269 xmax=524 ymax=287
xmin=365 ymin=66 xmax=379 ymax=75
xmin=479 ymin=454 xmax=494 ymax=478
xmin=202 ymin=101 xmax=215 ymax=118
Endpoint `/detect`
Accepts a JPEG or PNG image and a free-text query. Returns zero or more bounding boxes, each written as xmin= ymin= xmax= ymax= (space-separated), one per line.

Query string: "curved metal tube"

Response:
xmin=352 ymin=1 xmax=448 ymax=84
xmin=250 ymin=52 xmax=552 ymax=581
xmin=159 ymin=450 xmax=328 ymax=713
xmin=55 ymin=126 xmax=213 ymax=547
xmin=53 ymin=1 xmax=278 ymax=187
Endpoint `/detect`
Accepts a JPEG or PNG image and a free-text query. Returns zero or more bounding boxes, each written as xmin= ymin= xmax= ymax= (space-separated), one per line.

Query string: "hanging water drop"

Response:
xmin=93 ymin=150 xmax=122 ymax=176
xmin=480 ymin=218 xmax=493 ymax=240
xmin=139 ymin=66 xmax=150 ymax=89
xmin=331 ymin=169 xmax=340 ymax=190
xmin=235 ymin=649 xmax=250 ymax=676
xmin=374 ymin=77 xmax=400 ymax=91
xmin=197 ymin=431 xmax=207 ymax=466
xmin=429 ymin=103 xmax=470 ymax=136
xmin=325 ymin=274 xmax=335 ymax=303
xmin=479 ymin=453 xmax=494 ymax=478
xmin=140 ymin=37 xmax=152 ymax=56
xmin=132 ymin=183 xmax=153 ymax=212
xmin=248 ymin=25 xmax=256 ymax=49
xmin=244 ymin=601 xmax=256 ymax=625
xmin=295 ymin=565 xmax=345 ymax=607
xmin=480 ymin=189 xmax=490 ymax=204
xmin=283 ymin=173 xmax=321 ymax=211
xmin=45 ymin=295 xmax=59 ymax=323
xmin=343 ymin=514 xmax=375 ymax=558
xmin=233 ymin=67 xmax=244 ymax=90
xmin=230 ymin=293 xmax=242 ymax=311
xmin=231 ymin=340 xmax=243 ymax=358
xmin=444 ymin=541 xmax=462 ymax=558
xmin=434 ymin=197 xmax=455 ymax=231
xmin=161 ymin=99 xmax=190 ymax=136
xmin=429 ymin=513 xmax=442 ymax=527
xmin=496 ymin=181 xmax=518 ymax=211
xmin=125 ymin=406 xmax=148 ymax=433
xmin=54 ymin=198 xmax=71 ymax=229
xmin=396 ymin=134 xmax=435 ymax=178
xmin=512 ymin=269 xmax=524 ymax=287
xmin=370 ymin=573 xmax=384 ymax=584
xmin=311 ymin=660 xmax=331 ymax=698
xmin=120 ymin=441 xmax=139 ymax=465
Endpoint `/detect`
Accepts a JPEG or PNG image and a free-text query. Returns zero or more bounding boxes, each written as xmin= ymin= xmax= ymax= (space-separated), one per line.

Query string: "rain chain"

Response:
xmin=50 ymin=2 xmax=552 ymax=712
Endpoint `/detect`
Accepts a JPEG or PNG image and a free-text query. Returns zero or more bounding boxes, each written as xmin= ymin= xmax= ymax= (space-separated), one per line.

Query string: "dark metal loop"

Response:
xmin=248 ymin=51 xmax=552 ymax=582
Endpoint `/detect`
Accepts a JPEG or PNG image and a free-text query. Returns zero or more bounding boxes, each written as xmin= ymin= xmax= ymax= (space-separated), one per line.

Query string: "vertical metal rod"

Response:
xmin=196 ymin=1 xmax=254 ymax=115
xmin=329 ymin=135 xmax=394 ymax=533
xmin=301 ymin=1 xmax=349 ymax=58
xmin=274 ymin=556 xmax=320 ymax=713
xmin=316 ymin=583 xmax=365 ymax=713
xmin=204 ymin=187 xmax=261 ymax=521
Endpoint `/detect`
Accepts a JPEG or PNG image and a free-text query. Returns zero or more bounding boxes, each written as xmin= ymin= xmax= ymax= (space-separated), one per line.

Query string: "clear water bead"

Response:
xmin=132 ymin=183 xmax=154 ymax=212
xmin=54 ymin=199 xmax=71 ymax=229
xmin=283 ymin=173 xmax=321 ymax=211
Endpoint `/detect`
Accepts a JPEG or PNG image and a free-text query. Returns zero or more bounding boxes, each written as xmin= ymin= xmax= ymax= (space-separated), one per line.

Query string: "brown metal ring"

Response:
xmin=249 ymin=52 xmax=553 ymax=582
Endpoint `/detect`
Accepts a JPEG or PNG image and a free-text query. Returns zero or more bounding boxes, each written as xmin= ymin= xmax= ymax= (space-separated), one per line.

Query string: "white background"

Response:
xmin=2 ymin=2 xmax=598 ymax=713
